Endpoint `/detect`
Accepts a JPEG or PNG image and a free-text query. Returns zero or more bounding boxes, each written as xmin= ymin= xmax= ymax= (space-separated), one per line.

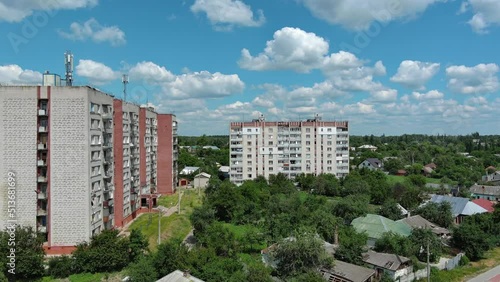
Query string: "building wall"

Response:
xmin=229 ymin=119 xmax=349 ymax=185
xmin=49 ymin=87 xmax=91 ymax=246
xmin=0 ymin=87 xmax=38 ymax=230
xmin=113 ymin=99 xmax=125 ymax=227
xmin=157 ymin=114 xmax=176 ymax=195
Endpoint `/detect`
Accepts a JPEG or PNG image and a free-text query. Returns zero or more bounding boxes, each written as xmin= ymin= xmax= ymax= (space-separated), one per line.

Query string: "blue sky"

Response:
xmin=1 ymin=0 xmax=499 ymax=136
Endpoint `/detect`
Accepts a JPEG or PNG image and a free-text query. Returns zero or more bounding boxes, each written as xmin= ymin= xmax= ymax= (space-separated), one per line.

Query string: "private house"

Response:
xmin=202 ymin=145 xmax=219 ymax=150
xmin=358 ymin=158 xmax=383 ymax=171
xmin=351 ymin=214 xmax=412 ymax=247
xmin=481 ymin=169 xmax=500 ymax=185
xmin=320 ymin=260 xmax=376 ymax=282
xmin=178 ymin=178 xmax=190 ymax=187
xmin=422 ymin=163 xmax=437 ymax=176
xmin=362 ymin=250 xmax=413 ymax=281
xmin=218 ymin=166 xmax=230 ymax=179
xmin=398 ymin=215 xmax=450 ymax=238
xmin=156 ymin=270 xmax=204 ymax=282
xmin=427 ymin=195 xmax=487 ymax=224
xmin=469 ymin=184 xmax=500 ymax=201
xmin=180 ymin=166 xmax=200 ymax=175
xmin=193 ymin=172 xmax=211 ymax=189
xmin=472 ymin=199 xmax=495 ymax=213
xmin=358 ymin=145 xmax=378 ymax=152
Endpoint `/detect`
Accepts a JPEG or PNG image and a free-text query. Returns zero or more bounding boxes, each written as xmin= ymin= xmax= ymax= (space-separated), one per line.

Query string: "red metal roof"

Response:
xmin=472 ymin=198 xmax=495 ymax=213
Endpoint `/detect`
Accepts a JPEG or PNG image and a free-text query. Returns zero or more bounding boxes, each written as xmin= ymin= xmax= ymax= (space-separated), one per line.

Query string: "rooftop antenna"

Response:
xmin=122 ymin=74 xmax=129 ymax=102
xmin=64 ymin=51 xmax=74 ymax=86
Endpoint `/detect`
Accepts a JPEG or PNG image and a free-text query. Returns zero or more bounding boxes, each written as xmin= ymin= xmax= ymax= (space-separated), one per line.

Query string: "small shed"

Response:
xmin=193 ymin=172 xmax=211 ymax=189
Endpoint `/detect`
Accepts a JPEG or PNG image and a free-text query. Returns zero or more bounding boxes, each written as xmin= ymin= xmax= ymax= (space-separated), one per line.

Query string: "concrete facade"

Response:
xmin=229 ymin=116 xmax=349 ymax=185
xmin=0 ymin=86 xmax=177 ymax=253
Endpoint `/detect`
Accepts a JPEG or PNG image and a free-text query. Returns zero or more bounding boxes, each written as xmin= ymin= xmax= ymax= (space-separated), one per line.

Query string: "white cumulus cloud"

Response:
xmin=411 ymin=90 xmax=445 ymax=100
xmin=129 ymin=61 xmax=175 ymax=83
xmin=301 ymin=0 xmax=445 ymax=30
xmin=191 ymin=0 xmax=265 ymax=30
xmin=59 ymin=18 xmax=126 ymax=46
xmin=163 ymin=71 xmax=245 ymax=99
xmin=462 ymin=0 xmax=500 ymax=33
xmin=75 ymin=59 xmax=120 ymax=85
xmin=0 ymin=0 xmax=98 ymax=22
xmin=0 ymin=64 xmax=42 ymax=85
xmin=446 ymin=63 xmax=499 ymax=94
xmin=391 ymin=60 xmax=440 ymax=90
xmin=238 ymin=27 xmax=329 ymax=73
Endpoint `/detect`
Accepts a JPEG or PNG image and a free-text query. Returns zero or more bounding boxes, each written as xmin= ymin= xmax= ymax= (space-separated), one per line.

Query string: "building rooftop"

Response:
xmin=156 ymin=270 xmax=204 ymax=282
xmin=472 ymin=199 xmax=495 ymax=213
xmin=470 ymin=184 xmax=500 ymax=197
xmin=362 ymin=250 xmax=411 ymax=271
xmin=351 ymin=214 xmax=412 ymax=240
xmin=429 ymin=194 xmax=487 ymax=217
xmin=398 ymin=215 xmax=449 ymax=235
xmin=321 ymin=260 xmax=376 ymax=282
xmin=194 ymin=172 xmax=211 ymax=179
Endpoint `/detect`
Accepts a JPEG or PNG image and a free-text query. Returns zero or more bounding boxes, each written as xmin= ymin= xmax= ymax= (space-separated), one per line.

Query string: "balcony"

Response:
xmin=37 ymin=159 xmax=46 ymax=166
xmin=108 ymin=199 xmax=114 ymax=207
xmin=37 ymin=176 xmax=47 ymax=182
xmin=37 ymin=192 xmax=46 ymax=200
xmin=102 ymin=112 xmax=112 ymax=119
xmin=103 ymin=216 xmax=109 ymax=223
xmin=103 ymin=142 xmax=112 ymax=149
xmin=104 ymin=172 xmax=113 ymax=179
xmin=37 ymin=209 xmax=47 ymax=216
xmin=38 ymin=126 xmax=48 ymax=133
xmin=38 ymin=109 xmax=47 ymax=116
xmin=37 ymin=143 xmax=48 ymax=150
xmin=37 ymin=225 xmax=47 ymax=233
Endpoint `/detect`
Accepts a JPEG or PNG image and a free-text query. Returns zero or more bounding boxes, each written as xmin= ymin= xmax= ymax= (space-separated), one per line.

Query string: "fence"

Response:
xmin=397 ymin=269 xmax=428 ymax=282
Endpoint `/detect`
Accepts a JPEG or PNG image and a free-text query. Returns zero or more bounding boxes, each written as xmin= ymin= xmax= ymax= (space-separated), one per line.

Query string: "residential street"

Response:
xmin=467 ymin=265 xmax=500 ymax=282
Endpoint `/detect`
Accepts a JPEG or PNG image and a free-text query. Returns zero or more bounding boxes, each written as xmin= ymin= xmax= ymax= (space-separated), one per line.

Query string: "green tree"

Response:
xmin=406 ymin=174 xmax=427 ymax=188
xmin=128 ymin=228 xmax=149 ymax=262
xmin=190 ymin=204 xmax=216 ymax=236
xmin=126 ymin=256 xmax=158 ymax=282
xmin=379 ymin=200 xmax=404 ymax=221
xmin=0 ymin=225 xmax=45 ymax=281
xmin=48 ymin=255 xmax=75 ymax=278
xmin=383 ymin=158 xmax=405 ymax=175
xmin=374 ymin=232 xmax=413 ymax=257
xmin=72 ymin=229 xmax=130 ymax=273
xmin=334 ymin=225 xmax=368 ymax=265
xmin=311 ymin=173 xmax=341 ymax=197
xmin=246 ymin=262 xmax=273 ymax=282
xmin=413 ymin=202 xmax=453 ymax=228
xmin=408 ymin=228 xmax=442 ymax=262
xmin=451 ymin=223 xmax=492 ymax=261
xmin=197 ymin=222 xmax=238 ymax=257
xmin=153 ymin=240 xmax=190 ymax=278
xmin=270 ymin=231 xmax=333 ymax=278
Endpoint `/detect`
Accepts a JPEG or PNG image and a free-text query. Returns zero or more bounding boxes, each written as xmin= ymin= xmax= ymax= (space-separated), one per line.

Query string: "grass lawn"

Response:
xmin=41 ymin=271 xmax=125 ymax=282
xmin=418 ymin=247 xmax=500 ymax=282
xmin=128 ymin=189 xmax=202 ymax=250
xmin=223 ymin=223 xmax=267 ymax=252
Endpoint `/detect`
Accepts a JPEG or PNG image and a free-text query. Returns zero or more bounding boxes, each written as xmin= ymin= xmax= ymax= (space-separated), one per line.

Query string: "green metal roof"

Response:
xmin=352 ymin=214 xmax=412 ymax=239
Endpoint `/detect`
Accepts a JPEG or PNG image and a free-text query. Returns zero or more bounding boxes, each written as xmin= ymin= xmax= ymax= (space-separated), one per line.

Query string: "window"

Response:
xmin=91 ymin=151 xmax=101 ymax=161
xmin=123 ymin=136 xmax=129 ymax=144
xmin=306 ymin=128 xmax=310 ymax=133
xmin=306 ymin=154 xmax=311 ymax=159
xmin=247 ymin=154 xmax=252 ymax=158
xmin=268 ymin=128 xmax=273 ymax=133
xmin=90 ymin=103 xmax=100 ymax=114
xmin=306 ymin=134 xmax=311 ymax=139
xmin=268 ymin=141 xmax=273 ymax=145
xmin=269 ymin=160 xmax=274 ymax=165
xmin=306 ymin=147 xmax=311 ymax=152
xmin=247 ymin=167 xmax=252 ymax=172
xmin=91 ymin=135 xmax=101 ymax=145
xmin=269 ymin=167 xmax=274 ymax=171
xmin=91 ymin=119 xmax=101 ymax=130
xmin=247 ymin=141 xmax=252 ymax=145
xmin=327 ymin=154 xmax=332 ymax=158
xmin=247 ymin=174 xmax=252 ymax=178
xmin=247 ymin=128 xmax=251 ymax=132
xmin=306 ymin=141 xmax=311 ymax=145
xmin=247 ymin=148 xmax=252 ymax=152
xmin=247 ymin=161 xmax=252 ymax=165
xmin=327 ymin=128 xmax=332 ymax=132
xmin=327 ymin=141 xmax=332 ymax=145
xmin=91 ymin=165 xmax=101 ymax=176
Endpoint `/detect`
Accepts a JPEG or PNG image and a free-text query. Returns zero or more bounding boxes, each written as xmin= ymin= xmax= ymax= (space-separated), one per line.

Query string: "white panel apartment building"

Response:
xmin=229 ymin=116 xmax=349 ymax=185
xmin=0 ymin=85 xmax=177 ymax=254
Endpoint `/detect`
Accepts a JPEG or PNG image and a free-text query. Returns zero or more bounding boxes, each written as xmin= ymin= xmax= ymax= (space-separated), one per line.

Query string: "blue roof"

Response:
xmin=428 ymin=195 xmax=486 ymax=217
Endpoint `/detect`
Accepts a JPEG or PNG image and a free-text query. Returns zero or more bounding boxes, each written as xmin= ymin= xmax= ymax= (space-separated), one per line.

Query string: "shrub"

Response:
xmin=48 ymin=255 xmax=75 ymax=278
xmin=459 ymin=254 xmax=470 ymax=266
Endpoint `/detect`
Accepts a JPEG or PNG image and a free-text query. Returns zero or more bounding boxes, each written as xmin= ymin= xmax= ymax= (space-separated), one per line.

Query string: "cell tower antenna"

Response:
xmin=64 ymin=51 xmax=74 ymax=86
xmin=122 ymin=74 xmax=129 ymax=102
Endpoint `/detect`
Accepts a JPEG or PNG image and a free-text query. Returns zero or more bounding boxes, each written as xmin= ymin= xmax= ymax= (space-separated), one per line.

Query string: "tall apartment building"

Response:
xmin=0 ymin=85 xmax=178 ymax=254
xmin=229 ymin=116 xmax=349 ymax=185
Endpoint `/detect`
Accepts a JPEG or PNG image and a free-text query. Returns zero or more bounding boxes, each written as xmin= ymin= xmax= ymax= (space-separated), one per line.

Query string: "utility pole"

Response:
xmin=158 ymin=208 xmax=161 ymax=245
xmin=427 ymin=239 xmax=430 ymax=282
xmin=178 ymin=187 xmax=181 ymax=215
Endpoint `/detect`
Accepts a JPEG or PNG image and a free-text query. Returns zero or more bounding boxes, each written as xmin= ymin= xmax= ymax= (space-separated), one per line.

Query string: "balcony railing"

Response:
xmin=38 ymin=126 xmax=48 ymax=133
xmin=37 ymin=192 xmax=46 ymax=200
xmin=102 ymin=112 xmax=112 ymax=119
xmin=37 ymin=209 xmax=47 ymax=216
xmin=37 ymin=143 xmax=48 ymax=150
xmin=37 ymin=225 xmax=47 ymax=233
xmin=37 ymin=176 xmax=47 ymax=182
xmin=37 ymin=159 xmax=46 ymax=166
xmin=38 ymin=109 xmax=47 ymax=116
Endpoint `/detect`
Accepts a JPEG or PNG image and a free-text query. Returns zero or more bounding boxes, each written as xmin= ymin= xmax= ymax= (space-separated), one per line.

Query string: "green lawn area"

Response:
xmin=386 ymin=175 xmax=454 ymax=186
xmin=417 ymin=247 xmax=500 ymax=282
xmin=128 ymin=189 xmax=203 ymax=250
xmin=41 ymin=271 xmax=125 ymax=282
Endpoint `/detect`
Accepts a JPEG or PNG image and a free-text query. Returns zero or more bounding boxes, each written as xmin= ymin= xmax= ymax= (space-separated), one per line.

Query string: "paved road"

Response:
xmin=467 ymin=264 xmax=500 ymax=282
